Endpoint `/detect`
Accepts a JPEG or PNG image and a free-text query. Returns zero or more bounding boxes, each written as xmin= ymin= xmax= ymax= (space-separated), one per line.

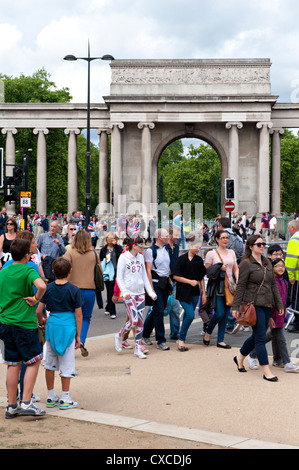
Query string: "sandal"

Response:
xmin=80 ymin=343 xmax=89 ymax=357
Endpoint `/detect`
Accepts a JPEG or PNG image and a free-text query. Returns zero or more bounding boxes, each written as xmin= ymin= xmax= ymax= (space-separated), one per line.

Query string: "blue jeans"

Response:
xmin=206 ymin=295 xmax=231 ymax=343
xmin=169 ymin=282 xmax=181 ymax=339
xmin=240 ymin=306 xmax=271 ymax=366
xmin=179 ymin=296 xmax=199 ymax=342
xmin=80 ymin=289 xmax=96 ymax=344
xmin=143 ymin=283 xmax=168 ymax=344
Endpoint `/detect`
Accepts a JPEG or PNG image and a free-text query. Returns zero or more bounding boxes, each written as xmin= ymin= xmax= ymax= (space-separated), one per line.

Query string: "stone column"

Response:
xmin=270 ymin=128 xmax=284 ymax=215
xmin=256 ymin=122 xmax=273 ymax=214
xmin=1 ymin=128 xmax=17 ymax=214
xmin=96 ymin=129 xmax=110 ymax=206
xmin=33 ymin=128 xmax=49 ymax=216
xmin=64 ymin=128 xmax=80 ymax=216
xmin=225 ymin=122 xmax=243 ymax=213
xmin=110 ymin=123 xmax=124 ymax=215
xmin=138 ymin=122 xmax=155 ymax=216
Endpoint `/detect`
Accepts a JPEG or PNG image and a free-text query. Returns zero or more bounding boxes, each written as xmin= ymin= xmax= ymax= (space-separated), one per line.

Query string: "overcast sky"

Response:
xmin=1 ymin=0 xmax=299 ymax=105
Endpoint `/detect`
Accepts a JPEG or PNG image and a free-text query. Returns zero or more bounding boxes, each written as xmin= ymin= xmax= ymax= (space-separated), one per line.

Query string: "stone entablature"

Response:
xmin=110 ymin=59 xmax=272 ymax=96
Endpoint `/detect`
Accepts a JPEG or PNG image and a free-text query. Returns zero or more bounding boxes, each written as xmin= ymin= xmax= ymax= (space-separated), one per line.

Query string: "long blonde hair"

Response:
xmin=72 ymin=230 xmax=91 ymax=254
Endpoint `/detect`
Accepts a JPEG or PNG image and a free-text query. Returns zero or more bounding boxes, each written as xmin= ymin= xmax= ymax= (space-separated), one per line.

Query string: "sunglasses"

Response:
xmin=253 ymin=242 xmax=266 ymax=247
xmin=7 ymin=222 xmax=14 ymax=225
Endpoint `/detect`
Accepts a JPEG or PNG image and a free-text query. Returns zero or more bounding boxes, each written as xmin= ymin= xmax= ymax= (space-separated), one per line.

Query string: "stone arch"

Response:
xmin=151 ymin=126 xmax=228 ymax=211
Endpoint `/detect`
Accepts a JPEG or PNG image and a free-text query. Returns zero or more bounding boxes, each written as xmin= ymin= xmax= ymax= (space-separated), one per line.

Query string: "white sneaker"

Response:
xmin=122 ymin=340 xmax=133 ymax=349
xmin=134 ymin=347 xmax=147 ymax=359
xmin=59 ymin=398 xmax=78 ymax=410
xmin=247 ymin=355 xmax=259 ymax=370
xmin=19 ymin=401 xmax=46 ymax=416
xmin=46 ymin=394 xmax=60 ymax=408
xmin=284 ymin=362 xmax=299 ymax=372
xmin=32 ymin=393 xmax=41 ymax=403
xmin=114 ymin=333 xmax=123 ymax=352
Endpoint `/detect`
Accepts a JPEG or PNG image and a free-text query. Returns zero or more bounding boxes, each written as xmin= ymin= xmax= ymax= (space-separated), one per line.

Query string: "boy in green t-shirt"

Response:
xmin=0 ymin=238 xmax=47 ymax=419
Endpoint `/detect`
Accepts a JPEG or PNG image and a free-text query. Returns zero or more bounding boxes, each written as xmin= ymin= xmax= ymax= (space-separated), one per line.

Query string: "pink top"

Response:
xmin=205 ymin=249 xmax=236 ymax=282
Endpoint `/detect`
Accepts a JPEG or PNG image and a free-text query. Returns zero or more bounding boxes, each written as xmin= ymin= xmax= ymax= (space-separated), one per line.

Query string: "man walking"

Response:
xmin=142 ymin=229 xmax=171 ymax=350
xmin=285 ymin=220 xmax=299 ymax=332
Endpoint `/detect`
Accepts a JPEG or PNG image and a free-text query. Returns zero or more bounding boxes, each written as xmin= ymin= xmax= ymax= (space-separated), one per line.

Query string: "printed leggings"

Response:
xmin=118 ymin=294 xmax=145 ymax=348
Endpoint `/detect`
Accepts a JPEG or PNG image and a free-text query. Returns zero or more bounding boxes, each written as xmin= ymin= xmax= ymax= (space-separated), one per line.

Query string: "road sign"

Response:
xmin=224 ymin=201 xmax=235 ymax=212
xmin=20 ymin=191 xmax=31 ymax=209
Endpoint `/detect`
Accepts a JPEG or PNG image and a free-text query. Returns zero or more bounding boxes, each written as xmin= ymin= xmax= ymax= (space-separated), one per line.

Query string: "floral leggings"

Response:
xmin=118 ymin=294 xmax=145 ymax=348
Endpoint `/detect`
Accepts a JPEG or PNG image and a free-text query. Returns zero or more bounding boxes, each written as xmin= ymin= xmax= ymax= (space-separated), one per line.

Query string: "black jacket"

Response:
xmin=173 ymin=253 xmax=206 ymax=303
xmin=206 ymin=263 xmax=225 ymax=309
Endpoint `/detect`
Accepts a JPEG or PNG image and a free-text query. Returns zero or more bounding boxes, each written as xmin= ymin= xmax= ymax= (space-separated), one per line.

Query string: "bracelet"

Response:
xmin=33 ymin=295 xmax=40 ymax=303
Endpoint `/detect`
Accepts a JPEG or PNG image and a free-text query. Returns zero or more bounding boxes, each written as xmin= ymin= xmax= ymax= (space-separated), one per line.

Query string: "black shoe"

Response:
xmin=203 ymin=334 xmax=210 ymax=346
xmin=217 ymin=343 xmax=231 ymax=349
xmin=233 ymin=356 xmax=247 ymax=373
xmin=263 ymin=375 xmax=278 ymax=382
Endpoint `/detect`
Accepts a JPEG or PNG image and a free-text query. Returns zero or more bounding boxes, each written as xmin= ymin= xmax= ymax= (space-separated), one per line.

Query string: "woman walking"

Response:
xmin=0 ymin=218 xmax=18 ymax=267
xmin=114 ymin=236 xmax=156 ymax=359
xmin=204 ymin=230 xmax=239 ymax=348
xmin=100 ymin=232 xmax=122 ymax=319
xmin=64 ymin=231 xmax=102 ymax=357
xmin=232 ymin=235 xmax=284 ymax=381
xmin=173 ymin=234 xmax=206 ymax=351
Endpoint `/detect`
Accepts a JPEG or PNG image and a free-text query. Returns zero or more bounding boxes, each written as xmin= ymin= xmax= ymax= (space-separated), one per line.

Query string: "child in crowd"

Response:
xmin=114 ymin=236 xmax=157 ymax=359
xmin=270 ymin=258 xmax=299 ymax=372
xmin=36 ymin=257 xmax=83 ymax=409
xmin=0 ymin=238 xmax=47 ymax=418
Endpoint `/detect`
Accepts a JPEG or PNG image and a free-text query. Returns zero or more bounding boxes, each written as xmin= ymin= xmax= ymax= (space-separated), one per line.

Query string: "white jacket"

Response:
xmin=116 ymin=251 xmax=156 ymax=299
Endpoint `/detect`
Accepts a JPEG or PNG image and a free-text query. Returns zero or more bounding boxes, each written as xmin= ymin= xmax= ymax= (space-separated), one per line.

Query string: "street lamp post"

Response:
xmin=64 ymin=41 xmax=114 ymax=229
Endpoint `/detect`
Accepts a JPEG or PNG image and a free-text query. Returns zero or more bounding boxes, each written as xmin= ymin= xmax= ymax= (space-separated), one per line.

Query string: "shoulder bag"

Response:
xmin=234 ymin=267 xmax=266 ymax=327
xmin=94 ymin=251 xmax=104 ymax=292
xmin=215 ymin=250 xmax=236 ymax=306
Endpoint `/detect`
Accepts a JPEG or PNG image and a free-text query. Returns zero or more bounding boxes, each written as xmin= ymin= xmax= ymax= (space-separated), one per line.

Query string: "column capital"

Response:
xmin=109 ymin=122 xmax=124 ymax=130
xmin=1 ymin=127 xmax=17 ymax=135
xmin=64 ymin=128 xmax=80 ymax=136
xmin=137 ymin=122 xmax=155 ymax=130
xmin=96 ymin=128 xmax=111 ymax=136
xmin=269 ymin=128 xmax=284 ymax=135
xmin=256 ymin=122 xmax=273 ymax=130
xmin=33 ymin=128 xmax=49 ymax=135
xmin=225 ymin=122 xmax=243 ymax=130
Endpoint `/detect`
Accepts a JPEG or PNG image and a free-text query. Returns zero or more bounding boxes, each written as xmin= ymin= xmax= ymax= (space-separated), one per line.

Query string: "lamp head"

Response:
xmin=101 ymin=54 xmax=115 ymax=61
xmin=64 ymin=55 xmax=77 ymax=61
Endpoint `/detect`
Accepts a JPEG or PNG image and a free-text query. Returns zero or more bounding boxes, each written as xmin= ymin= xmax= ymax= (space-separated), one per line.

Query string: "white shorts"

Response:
xmin=44 ymin=340 xmax=76 ymax=378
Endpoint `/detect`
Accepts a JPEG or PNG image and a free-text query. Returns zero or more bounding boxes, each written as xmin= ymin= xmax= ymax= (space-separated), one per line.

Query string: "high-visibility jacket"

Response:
xmin=285 ymin=231 xmax=299 ymax=282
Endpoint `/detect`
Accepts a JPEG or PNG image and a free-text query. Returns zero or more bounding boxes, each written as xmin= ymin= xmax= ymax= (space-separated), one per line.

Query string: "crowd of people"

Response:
xmin=0 ymin=204 xmax=298 ymax=418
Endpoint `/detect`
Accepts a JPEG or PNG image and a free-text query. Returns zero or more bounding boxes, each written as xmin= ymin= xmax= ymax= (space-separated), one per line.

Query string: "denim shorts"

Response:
xmin=0 ymin=322 xmax=43 ymax=366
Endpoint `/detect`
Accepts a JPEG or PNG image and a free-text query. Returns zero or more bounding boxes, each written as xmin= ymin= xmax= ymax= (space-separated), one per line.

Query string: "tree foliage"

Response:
xmin=0 ymin=68 xmax=71 ymax=103
xmin=279 ymin=129 xmax=299 ymax=214
xmin=158 ymin=142 xmax=221 ymax=218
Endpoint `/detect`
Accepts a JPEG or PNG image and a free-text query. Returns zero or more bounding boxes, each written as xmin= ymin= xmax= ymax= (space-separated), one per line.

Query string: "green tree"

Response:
xmin=160 ymin=142 xmax=221 ymax=218
xmin=0 ymin=68 xmax=71 ymax=103
xmin=279 ymin=129 xmax=299 ymax=214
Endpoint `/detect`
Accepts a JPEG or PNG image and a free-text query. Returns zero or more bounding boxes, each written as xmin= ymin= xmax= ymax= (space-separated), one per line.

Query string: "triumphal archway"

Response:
xmin=1 ymin=58 xmax=299 ymax=218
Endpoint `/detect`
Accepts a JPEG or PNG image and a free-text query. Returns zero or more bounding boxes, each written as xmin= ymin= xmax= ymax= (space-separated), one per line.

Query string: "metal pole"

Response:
xmin=85 ymin=41 xmax=91 ymax=230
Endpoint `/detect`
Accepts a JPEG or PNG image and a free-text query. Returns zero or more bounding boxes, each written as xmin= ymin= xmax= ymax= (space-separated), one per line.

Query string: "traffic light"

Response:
xmin=225 ymin=178 xmax=235 ymax=200
xmin=13 ymin=167 xmax=23 ymax=187
xmin=3 ymin=179 xmax=17 ymax=202
xmin=3 ymin=166 xmax=23 ymax=203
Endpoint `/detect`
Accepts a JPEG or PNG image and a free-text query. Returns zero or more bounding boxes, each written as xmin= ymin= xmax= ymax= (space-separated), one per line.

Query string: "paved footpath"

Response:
xmin=1 ymin=300 xmax=299 ymax=450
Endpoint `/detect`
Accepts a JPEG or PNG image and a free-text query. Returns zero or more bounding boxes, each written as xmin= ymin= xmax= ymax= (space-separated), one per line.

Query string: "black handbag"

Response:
xmin=94 ymin=251 xmax=104 ymax=292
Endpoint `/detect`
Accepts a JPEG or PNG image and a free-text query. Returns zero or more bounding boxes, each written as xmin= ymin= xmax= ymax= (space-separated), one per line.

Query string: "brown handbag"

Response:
xmin=234 ymin=267 xmax=266 ymax=327
xmin=235 ymin=302 xmax=257 ymax=326
xmin=215 ymin=250 xmax=234 ymax=306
